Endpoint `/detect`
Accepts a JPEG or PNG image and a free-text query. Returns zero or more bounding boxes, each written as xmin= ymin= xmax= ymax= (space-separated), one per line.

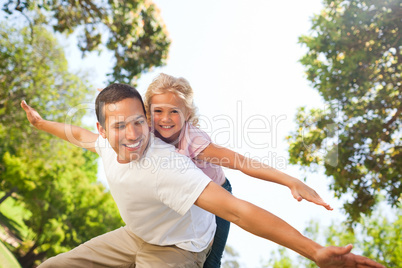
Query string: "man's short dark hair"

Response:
xmin=95 ymin=83 xmax=146 ymax=128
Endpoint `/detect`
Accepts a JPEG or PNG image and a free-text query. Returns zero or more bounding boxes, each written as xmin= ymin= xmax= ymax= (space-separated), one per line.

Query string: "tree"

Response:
xmin=1 ymin=0 xmax=171 ymax=84
xmin=3 ymin=146 xmax=124 ymax=267
xmin=323 ymin=207 xmax=402 ymax=267
xmin=262 ymin=248 xmax=296 ymax=268
xmin=0 ymin=21 xmax=91 ymax=202
xmin=287 ymin=0 xmax=401 ymax=224
xmin=0 ymin=22 xmax=124 ymax=267
xmin=262 ymin=204 xmax=401 ymax=267
xmin=222 ymin=245 xmax=240 ymax=268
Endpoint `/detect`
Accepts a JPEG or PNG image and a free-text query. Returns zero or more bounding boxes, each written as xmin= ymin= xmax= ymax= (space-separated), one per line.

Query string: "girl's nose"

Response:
xmin=161 ymin=112 xmax=171 ymax=122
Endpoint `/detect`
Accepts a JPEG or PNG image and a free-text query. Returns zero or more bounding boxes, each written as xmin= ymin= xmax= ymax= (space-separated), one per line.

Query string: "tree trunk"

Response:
xmin=0 ymin=187 xmax=17 ymax=204
xmin=17 ymin=241 xmax=47 ymax=268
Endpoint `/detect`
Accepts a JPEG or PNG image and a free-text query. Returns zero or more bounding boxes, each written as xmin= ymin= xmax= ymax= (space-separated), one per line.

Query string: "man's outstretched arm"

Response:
xmin=21 ymin=100 xmax=99 ymax=153
xmin=195 ymin=182 xmax=385 ymax=268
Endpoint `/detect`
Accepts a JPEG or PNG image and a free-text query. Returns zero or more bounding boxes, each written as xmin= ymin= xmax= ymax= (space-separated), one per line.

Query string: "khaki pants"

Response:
xmin=39 ymin=226 xmax=211 ymax=268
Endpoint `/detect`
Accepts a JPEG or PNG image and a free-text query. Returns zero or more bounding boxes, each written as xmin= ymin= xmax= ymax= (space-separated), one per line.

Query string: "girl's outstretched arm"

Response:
xmin=197 ymin=143 xmax=332 ymax=210
xmin=21 ymin=100 xmax=99 ymax=153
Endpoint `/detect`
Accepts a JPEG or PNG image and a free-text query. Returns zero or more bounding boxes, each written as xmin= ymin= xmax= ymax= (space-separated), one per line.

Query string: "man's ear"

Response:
xmin=97 ymin=122 xmax=107 ymax=139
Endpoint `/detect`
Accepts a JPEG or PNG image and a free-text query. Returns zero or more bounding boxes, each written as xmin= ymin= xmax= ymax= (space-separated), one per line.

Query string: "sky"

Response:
xmin=65 ymin=1 xmax=350 ymax=267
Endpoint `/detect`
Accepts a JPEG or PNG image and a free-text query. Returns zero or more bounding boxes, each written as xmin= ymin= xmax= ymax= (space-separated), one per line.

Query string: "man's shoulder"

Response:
xmin=143 ymin=136 xmax=184 ymax=163
xmin=144 ymin=136 xmax=200 ymax=173
xmin=95 ymin=135 xmax=115 ymax=158
xmin=147 ymin=135 xmax=178 ymax=156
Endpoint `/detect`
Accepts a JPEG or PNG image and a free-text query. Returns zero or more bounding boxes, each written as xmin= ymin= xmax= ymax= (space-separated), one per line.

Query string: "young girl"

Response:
xmin=144 ymin=73 xmax=332 ymax=268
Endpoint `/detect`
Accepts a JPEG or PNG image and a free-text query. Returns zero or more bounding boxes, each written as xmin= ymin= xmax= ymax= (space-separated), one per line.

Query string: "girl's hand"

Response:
xmin=290 ymin=180 xmax=333 ymax=210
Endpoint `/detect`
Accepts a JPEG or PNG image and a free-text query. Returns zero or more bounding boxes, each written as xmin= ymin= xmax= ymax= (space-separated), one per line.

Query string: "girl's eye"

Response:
xmin=153 ymin=109 xmax=162 ymax=113
xmin=171 ymin=110 xmax=179 ymax=114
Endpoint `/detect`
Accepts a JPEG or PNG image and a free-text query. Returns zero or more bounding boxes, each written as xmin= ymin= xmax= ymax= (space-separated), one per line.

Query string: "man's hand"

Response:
xmin=314 ymin=244 xmax=385 ymax=268
xmin=290 ymin=180 xmax=333 ymax=210
xmin=21 ymin=100 xmax=43 ymax=128
xmin=21 ymin=100 xmax=98 ymax=152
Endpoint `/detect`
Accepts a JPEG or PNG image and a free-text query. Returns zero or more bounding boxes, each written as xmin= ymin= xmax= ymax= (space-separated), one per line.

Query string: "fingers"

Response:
xmin=21 ymin=100 xmax=34 ymax=115
xmin=341 ymin=244 xmax=353 ymax=254
xmin=321 ymin=201 xmax=333 ymax=210
xmin=317 ymin=245 xmax=384 ymax=268
xmin=327 ymin=244 xmax=353 ymax=257
xmin=310 ymin=198 xmax=331 ymax=209
xmin=295 ymin=189 xmax=333 ymax=210
xmin=316 ymin=200 xmax=333 ymax=210
xmin=21 ymin=100 xmax=42 ymax=127
xmin=21 ymin=100 xmax=29 ymax=111
xmin=306 ymin=192 xmax=333 ymax=210
xmin=21 ymin=100 xmax=35 ymax=113
xmin=292 ymin=192 xmax=303 ymax=202
xmin=355 ymin=255 xmax=385 ymax=268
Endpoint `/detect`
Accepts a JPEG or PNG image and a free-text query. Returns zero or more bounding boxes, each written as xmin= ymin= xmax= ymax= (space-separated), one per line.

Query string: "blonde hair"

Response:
xmin=144 ymin=73 xmax=199 ymax=126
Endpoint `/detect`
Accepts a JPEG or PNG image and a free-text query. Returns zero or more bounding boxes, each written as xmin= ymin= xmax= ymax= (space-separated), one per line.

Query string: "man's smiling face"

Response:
xmin=98 ymin=97 xmax=150 ymax=163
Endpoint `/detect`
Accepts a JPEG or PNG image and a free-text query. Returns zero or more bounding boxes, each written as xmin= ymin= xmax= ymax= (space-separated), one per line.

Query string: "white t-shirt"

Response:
xmin=95 ymin=134 xmax=216 ymax=252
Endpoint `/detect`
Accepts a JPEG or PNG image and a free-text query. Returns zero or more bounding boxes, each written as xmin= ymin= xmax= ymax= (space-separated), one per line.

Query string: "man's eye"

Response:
xmin=136 ymin=120 xmax=145 ymax=125
xmin=116 ymin=125 xmax=125 ymax=129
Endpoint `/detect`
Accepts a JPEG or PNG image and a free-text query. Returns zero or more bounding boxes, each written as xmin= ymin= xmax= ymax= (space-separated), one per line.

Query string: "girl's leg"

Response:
xmin=203 ymin=179 xmax=232 ymax=268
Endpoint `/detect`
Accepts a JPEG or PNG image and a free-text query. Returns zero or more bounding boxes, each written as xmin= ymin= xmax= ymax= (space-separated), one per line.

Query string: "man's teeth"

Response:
xmin=126 ymin=141 xmax=140 ymax=148
xmin=161 ymin=125 xmax=173 ymax=129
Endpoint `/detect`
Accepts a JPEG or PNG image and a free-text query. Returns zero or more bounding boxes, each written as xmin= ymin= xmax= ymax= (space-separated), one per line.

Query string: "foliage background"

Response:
xmin=287 ymin=0 xmax=401 ymax=224
xmin=0 ymin=0 xmax=170 ymax=265
xmin=1 ymin=0 xmax=400 ymax=267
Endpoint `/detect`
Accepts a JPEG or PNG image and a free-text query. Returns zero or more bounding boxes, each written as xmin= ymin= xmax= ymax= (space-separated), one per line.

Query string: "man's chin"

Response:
xmin=116 ymin=151 xmax=141 ymax=163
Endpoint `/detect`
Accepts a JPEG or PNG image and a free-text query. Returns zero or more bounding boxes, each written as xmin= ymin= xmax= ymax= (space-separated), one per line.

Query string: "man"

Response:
xmin=21 ymin=83 xmax=384 ymax=268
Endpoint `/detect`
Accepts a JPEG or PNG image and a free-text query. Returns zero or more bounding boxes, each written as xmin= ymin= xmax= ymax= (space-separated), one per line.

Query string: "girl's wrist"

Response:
xmin=284 ymin=175 xmax=300 ymax=189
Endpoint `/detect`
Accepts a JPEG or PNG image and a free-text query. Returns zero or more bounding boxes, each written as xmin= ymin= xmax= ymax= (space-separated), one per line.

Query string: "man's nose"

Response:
xmin=125 ymin=123 xmax=139 ymax=140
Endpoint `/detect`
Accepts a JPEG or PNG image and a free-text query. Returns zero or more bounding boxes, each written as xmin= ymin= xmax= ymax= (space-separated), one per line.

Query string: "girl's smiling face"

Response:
xmin=150 ymin=92 xmax=189 ymax=145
